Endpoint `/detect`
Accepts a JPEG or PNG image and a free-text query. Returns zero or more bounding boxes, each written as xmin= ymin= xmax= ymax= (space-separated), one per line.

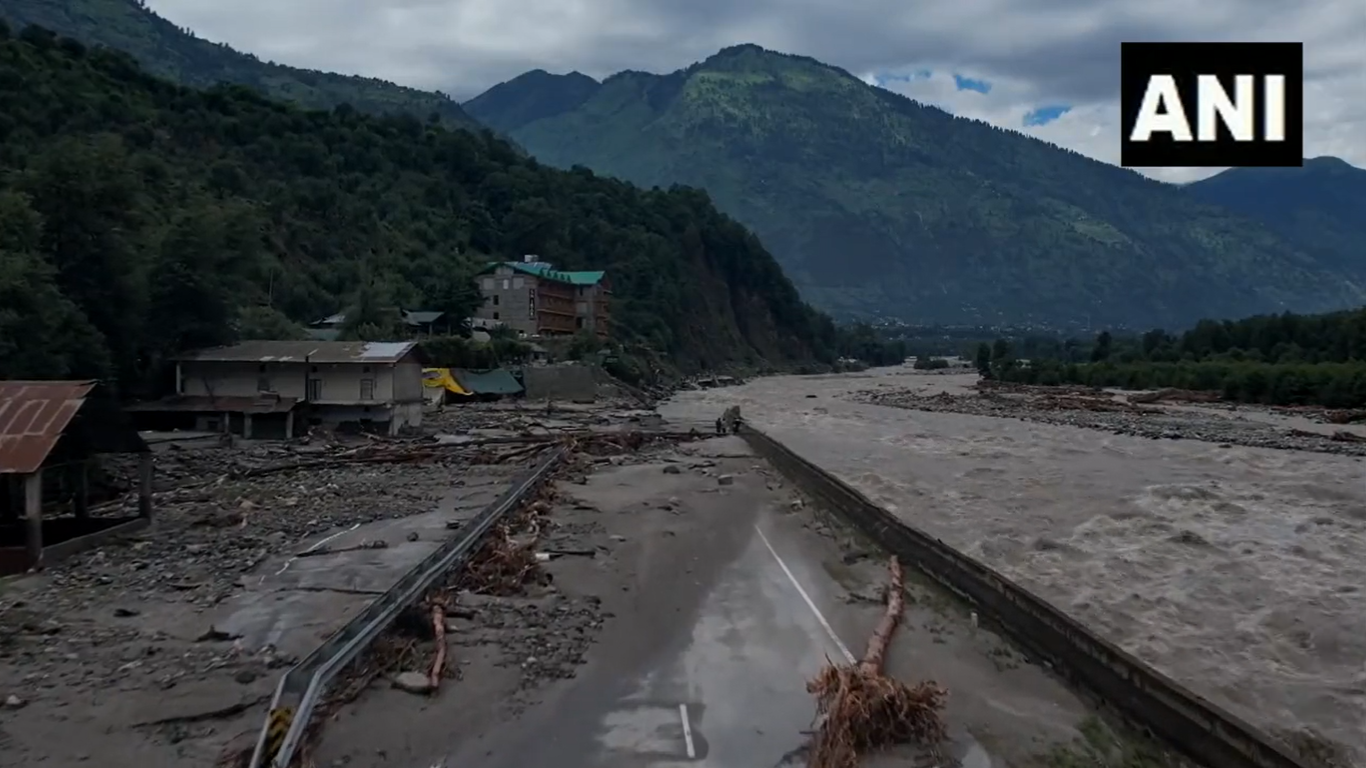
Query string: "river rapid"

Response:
xmin=660 ymin=367 xmax=1366 ymax=764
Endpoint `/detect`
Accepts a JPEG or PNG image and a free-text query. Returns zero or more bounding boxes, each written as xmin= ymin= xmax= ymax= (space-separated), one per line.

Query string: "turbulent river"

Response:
xmin=661 ymin=367 xmax=1366 ymax=763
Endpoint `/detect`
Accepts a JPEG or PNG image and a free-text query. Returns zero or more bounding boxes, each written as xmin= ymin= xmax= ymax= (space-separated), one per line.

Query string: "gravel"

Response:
xmin=856 ymin=388 xmax=1366 ymax=456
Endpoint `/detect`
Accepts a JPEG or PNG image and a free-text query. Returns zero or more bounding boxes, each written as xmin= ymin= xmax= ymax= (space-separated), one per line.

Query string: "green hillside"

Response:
xmin=0 ymin=0 xmax=482 ymax=129
xmin=466 ymin=44 xmax=1364 ymax=328
xmin=0 ymin=23 xmax=836 ymax=390
xmin=1185 ymin=157 xmax=1366 ymax=278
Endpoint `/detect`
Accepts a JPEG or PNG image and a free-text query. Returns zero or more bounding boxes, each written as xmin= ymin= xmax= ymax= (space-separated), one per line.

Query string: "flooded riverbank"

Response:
xmin=661 ymin=368 xmax=1366 ymax=765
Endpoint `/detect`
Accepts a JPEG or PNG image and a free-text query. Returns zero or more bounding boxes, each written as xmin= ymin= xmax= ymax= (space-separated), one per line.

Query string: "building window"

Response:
xmin=493 ymin=311 xmax=500 ymax=320
xmin=307 ymin=378 xmax=323 ymax=400
xmin=482 ymin=277 xmax=494 ymax=290
xmin=512 ymin=277 xmax=524 ymax=289
xmin=257 ymin=377 xmax=271 ymax=392
xmin=501 ymin=279 xmax=509 ymax=290
xmin=362 ymin=365 xmax=372 ymax=373
xmin=360 ymin=378 xmax=375 ymax=400
xmin=576 ymin=317 xmax=584 ymax=329
xmin=492 ymin=294 xmax=500 ymax=306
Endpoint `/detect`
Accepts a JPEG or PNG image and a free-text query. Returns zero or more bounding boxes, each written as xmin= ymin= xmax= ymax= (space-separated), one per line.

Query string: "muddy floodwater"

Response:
xmin=661 ymin=368 xmax=1366 ymax=763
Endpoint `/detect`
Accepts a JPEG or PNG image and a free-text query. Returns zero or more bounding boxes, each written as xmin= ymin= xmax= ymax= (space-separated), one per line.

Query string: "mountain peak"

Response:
xmin=464 ymin=67 xmax=602 ymax=133
xmin=1306 ymin=155 xmax=1349 ymax=165
xmin=468 ymin=47 xmax=1364 ymax=327
xmin=709 ymin=43 xmax=771 ymax=59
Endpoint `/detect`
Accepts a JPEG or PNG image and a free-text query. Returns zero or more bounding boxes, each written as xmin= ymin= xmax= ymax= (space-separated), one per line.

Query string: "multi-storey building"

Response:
xmin=474 ymin=257 xmax=610 ymax=338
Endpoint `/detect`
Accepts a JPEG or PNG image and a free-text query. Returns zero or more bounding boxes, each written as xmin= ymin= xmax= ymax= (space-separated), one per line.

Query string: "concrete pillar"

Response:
xmin=285 ymin=411 xmax=294 ymax=439
xmin=24 ymin=470 xmax=42 ymax=570
xmin=244 ymin=413 xmax=254 ymax=439
xmin=137 ymin=453 xmax=153 ymax=520
xmin=73 ymin=461 xmax=89 ymax=520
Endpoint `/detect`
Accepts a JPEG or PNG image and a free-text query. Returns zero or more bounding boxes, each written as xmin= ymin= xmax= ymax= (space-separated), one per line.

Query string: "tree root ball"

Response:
xmin=806 ymin=664 xmax=948 ymax=768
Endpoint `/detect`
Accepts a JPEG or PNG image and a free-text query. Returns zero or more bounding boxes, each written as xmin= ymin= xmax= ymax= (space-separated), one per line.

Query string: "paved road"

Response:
xmin=439 ymin=506 xmax=858 ymax=768
xmin=316 ymin=437 xmax=1081 ymax=768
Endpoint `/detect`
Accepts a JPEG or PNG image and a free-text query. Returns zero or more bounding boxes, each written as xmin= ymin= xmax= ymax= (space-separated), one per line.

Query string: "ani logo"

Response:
xmin=1120 ymin=42 xmax=1304 ymax=168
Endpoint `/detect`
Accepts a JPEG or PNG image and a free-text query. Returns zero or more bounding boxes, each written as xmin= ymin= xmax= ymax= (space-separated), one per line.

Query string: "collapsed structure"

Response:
xmin=127 ymin=340 xmax=428 ymax=438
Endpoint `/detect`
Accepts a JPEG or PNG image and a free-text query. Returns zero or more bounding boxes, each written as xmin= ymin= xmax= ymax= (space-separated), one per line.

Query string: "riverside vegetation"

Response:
xmin=0 ymin=23 xmax=851 ymax=393
xmin=980 ymin=307 xmax=1366 ymax=408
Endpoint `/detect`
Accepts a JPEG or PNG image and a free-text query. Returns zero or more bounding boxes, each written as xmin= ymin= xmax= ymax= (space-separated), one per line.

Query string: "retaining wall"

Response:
xmin=522 ymin=364 xmax=598 ymax=402
xmin=739 ymin=423 xmax=1308 ymax=768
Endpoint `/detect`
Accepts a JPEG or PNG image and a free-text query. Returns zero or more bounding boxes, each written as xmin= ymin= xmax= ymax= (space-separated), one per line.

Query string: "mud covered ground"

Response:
xmin=0 ymin=401 xmax=656 ymax=768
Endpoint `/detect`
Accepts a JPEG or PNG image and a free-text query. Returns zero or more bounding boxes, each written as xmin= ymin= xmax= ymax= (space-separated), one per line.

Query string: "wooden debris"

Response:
xmin=806 ymin=557 xmax=948 ymax=768
xmin=428 ymin=604 xmax=446 ymax=691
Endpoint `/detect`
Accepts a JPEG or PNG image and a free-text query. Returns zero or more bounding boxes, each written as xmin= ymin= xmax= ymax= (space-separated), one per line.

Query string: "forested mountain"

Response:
xmin=0 ymin=0 xmax=481 ymax=128
xmin=466 ymin=44 xmax=1364 ymax=328
xmin=0 ymin=23 xmax=837 ymax=392
xmin=1185 ymin=157 xmax=1366 ymax=278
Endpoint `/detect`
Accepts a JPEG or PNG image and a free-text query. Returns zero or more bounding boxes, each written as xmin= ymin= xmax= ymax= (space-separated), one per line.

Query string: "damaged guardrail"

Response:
xmin=247 ymin=446 xmax=568 ymax=768
xmin=737 ymin=421 xmax=1308 ymax=768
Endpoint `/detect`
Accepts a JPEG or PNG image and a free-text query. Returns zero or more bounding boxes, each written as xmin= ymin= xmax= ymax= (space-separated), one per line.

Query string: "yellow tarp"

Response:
xmin=422 ymin=367 xmax=471 ymax=396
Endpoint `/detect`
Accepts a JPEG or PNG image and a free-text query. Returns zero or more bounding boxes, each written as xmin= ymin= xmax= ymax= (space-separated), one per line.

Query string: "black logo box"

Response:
xmin=1120 ymin=42 xmax=1304 ymax=168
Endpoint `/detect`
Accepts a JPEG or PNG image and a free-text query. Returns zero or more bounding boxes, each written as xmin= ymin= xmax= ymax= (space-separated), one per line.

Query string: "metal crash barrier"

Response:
xmin=736 ymin=421 xmax=1308 ymax=768
xmin=247 ymin=446 xmax=568 ymax=768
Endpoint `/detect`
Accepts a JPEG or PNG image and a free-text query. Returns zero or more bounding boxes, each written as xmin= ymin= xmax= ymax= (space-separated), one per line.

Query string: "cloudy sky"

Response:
xmin=148 ymin=0 xmax=1363 ymax=183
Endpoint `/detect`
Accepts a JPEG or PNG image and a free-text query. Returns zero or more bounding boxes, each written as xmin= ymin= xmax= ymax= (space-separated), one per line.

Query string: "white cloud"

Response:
xmin=145 ymin=0 xmax=1365 ymax=181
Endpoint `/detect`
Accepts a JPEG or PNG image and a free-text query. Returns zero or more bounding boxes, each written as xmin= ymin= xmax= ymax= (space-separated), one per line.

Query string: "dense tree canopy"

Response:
xmin=0 ymin=26 xmax=838 ymax=393
xmin=990 ymin=308 xmax=1366 ymax=408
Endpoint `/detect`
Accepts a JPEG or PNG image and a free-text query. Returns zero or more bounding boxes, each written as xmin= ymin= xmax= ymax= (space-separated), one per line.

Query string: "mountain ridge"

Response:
xmin=1186 ymin=156 xmax=1366 ymax=278
xmin=0 ymin=24 xmax=839 ymax=386
xmin=466 ymin=44 xmax=1363 ymax=328
xmin=0 ymin=0 xmax=482 ymax=128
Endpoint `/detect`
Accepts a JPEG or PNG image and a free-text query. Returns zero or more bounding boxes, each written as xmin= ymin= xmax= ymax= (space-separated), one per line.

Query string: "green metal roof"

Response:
xmin=482 ymin=261 xmax=605 ymax=286
xmin=450 ymin=368 xmax=524 ymax=395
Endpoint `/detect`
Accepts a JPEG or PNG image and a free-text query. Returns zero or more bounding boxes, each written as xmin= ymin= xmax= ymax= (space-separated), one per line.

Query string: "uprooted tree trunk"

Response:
xmin=806 ymin=557 xmax=949 ymax=768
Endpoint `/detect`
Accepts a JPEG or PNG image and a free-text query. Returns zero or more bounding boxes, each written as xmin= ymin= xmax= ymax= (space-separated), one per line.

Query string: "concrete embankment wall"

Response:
xmin=738 ymin=423 xmax=1308 ymax=768
xmin=523 ymin=364 xmax=598 ymax=402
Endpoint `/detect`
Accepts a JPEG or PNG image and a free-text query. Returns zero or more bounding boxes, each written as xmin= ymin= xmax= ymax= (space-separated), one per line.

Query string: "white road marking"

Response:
xmin=261 ymin=523 xmax=362 ymax=584
xmin=679 ymin=703 xmax=696 ymax=758
xmin=754 ymin=524 xmax=856 ymax=664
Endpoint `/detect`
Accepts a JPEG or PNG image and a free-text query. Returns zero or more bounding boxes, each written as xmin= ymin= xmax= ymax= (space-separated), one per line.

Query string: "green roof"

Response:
xmin=483 ymin=261 xmax=605 ymax=286
xmin=451 ymin=368 xmax=524 ymax=395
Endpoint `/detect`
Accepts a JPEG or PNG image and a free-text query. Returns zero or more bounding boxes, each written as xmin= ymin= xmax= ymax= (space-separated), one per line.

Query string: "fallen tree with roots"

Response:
xmin=806 ymin=557 xmax=949 ymax=768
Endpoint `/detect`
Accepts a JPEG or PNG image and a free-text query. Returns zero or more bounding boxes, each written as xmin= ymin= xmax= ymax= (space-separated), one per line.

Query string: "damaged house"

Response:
xmin=128 ymin=341 xmax=427 ymax=438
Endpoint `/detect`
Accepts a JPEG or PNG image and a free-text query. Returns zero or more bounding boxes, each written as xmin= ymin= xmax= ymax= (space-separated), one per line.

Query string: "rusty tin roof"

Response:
xmin=0 ymin=381 xmax=97 ymax=474
xmin=174 ymin=340 xmax=423 ymax=365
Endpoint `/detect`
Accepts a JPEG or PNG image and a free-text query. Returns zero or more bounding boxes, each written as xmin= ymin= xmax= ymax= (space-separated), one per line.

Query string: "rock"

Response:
xmin=391 ymin=671 xmax=434 ymax=695
xmin=717 ymin=474 xmax=735 ymax=486
xmin=610 ymin=534 xmax=627 ymax=543
xmin=789 ymin=498 xmax=804 ymax=510
xmin=406 ymin=531 xmax=420 ymax=542
xmin=662 ymin=464 xmax=681 ymax=475
xmin=113 ymin=607 xmax=140 ymax=617
xmin=234 ymin=669 xmax=258 ymax=684
xmin=4 ymin=694 xmax=25 ymax=709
